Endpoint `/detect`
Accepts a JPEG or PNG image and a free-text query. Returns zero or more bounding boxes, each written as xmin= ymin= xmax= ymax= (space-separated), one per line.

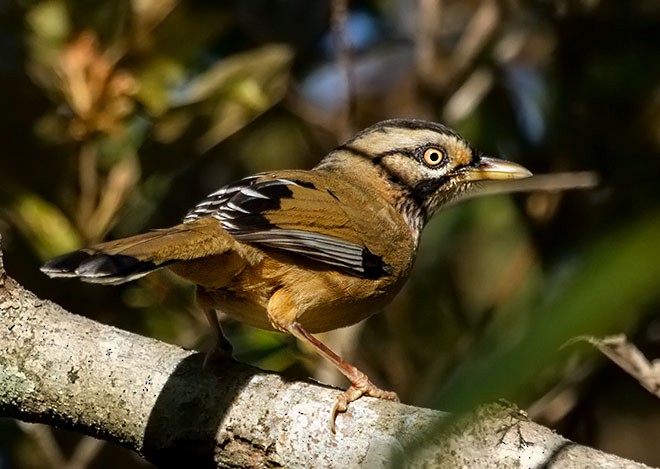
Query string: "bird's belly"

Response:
xmin=207 ymin=285 xmax=397 ymax=334
xmin=296 ymin=295 xmax=388 ymax=333
xmin=280 ymin=265 xmax=407 ymax=333
xmin=205 ymin=258 xmax=406 ymax=334
xmin=203 ymin=283 xmax=276 ymax=331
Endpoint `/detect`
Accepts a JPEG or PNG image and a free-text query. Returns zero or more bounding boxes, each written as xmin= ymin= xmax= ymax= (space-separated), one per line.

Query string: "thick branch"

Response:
xmin=0 ymin=242 xmax=648 ymax=468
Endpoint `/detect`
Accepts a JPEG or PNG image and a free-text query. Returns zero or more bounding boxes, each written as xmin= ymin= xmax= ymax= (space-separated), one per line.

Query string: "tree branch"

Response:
xmin=0 ymin=238 xmax=649 ymax=468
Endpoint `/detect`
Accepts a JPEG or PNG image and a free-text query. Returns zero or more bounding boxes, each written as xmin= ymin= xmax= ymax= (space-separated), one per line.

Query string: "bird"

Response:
xmin=41 ymin=119 xmax=532 ymax=431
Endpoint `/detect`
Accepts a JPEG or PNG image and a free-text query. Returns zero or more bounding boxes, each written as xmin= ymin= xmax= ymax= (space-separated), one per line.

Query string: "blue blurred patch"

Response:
xmin=298 ymin=44 xmax=413 ymax=111
xmin=321 ymin=10 xmax=382 ymax=55
xmin=503 ymin=64 xmax=547 ymax=144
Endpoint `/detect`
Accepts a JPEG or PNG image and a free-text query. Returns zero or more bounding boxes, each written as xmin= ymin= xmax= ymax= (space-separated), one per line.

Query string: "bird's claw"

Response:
xmin=330 ymin=382 xmax=399 ymax=433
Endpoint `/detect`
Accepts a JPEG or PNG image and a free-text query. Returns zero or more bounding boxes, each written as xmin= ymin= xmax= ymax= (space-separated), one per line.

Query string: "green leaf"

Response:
xmin=432 ymin=211 xmax=660 ymax=410
xmin=5 ymin=191 xmax=82 ymax=259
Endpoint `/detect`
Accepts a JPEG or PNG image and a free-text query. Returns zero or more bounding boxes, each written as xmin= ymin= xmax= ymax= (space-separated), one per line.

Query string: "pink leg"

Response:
xmin=289 ymin=322 xmax=399 ymax=432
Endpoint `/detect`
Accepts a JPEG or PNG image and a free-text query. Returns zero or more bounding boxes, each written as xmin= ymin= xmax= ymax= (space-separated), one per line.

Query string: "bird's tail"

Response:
xmin=41 ymin=218 xmax=230 ymax=285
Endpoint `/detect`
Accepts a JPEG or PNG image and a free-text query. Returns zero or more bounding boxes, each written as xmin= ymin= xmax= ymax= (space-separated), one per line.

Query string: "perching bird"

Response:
xmin=41 ymin=119 xmax=532 ymax=431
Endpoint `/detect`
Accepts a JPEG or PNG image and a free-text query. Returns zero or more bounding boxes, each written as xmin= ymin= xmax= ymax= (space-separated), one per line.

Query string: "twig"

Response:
xmin=455 ymin=171 xmax=600 ymax=203
xmin=415 ymin=0 xmax=444 ymax=89
xmin=76 ymin=140 xmax=99 ymax=242
xmin=331 ymin=0 xmax=355 ymax=139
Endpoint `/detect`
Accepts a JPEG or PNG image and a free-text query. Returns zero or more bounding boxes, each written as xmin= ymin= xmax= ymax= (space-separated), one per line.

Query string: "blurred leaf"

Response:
xmin=238 ymin=118 xmax=311 ymax=173
xmin=3 ymin=190 xmax=81 ymax=259
xmin=25 ymin=0 xmax=71 ymax=65
xmin=432 ymin=211 xmax=660 ymax=410
xmin=169 ymin=44 xmax=293 ymax=107
xmin=231 ymin=328 xmax=298 ymax=372
xmin=134 ymin=56 xmax=186 ymax=116
xmin=85 ymin=155 xmax=140 ymax=241
xmin=194 ymin=46 xmax=294 ymax=151
xmin=153 ymin=44 xmax=294 ymax=150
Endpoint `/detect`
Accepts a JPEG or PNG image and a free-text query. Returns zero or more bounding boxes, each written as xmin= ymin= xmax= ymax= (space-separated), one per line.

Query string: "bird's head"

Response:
xmin=322 ymin=119 xmax=532 ymax=229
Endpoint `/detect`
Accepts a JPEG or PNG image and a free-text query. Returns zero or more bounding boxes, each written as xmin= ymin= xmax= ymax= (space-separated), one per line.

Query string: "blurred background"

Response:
xmin=0 ymin=0 xmax=659 ymax=467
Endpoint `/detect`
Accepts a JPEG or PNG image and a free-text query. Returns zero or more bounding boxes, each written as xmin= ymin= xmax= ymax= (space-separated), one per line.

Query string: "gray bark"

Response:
xmin=0 ymin=240 xmax=649 ymax=468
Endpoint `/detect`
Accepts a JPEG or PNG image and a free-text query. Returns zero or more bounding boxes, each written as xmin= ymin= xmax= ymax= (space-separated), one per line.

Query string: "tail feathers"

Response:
xmin=41 ymin=218 xmax=236 ymax=285
xmin=41 ymin=250 xmax=172 ymax=285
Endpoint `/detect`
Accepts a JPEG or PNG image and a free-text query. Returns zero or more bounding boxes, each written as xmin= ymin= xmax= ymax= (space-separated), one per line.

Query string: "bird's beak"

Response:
xmin=460 ymin=157 xmax=532 ymax=181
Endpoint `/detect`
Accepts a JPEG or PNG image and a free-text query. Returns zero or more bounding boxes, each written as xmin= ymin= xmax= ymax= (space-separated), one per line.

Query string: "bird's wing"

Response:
xmin=185 ymin=172 xmax=395 ymax=279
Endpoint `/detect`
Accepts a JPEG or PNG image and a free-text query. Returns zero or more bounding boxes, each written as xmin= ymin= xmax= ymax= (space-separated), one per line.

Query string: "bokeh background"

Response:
xmin=0 ymin=0 xmax=659 ymax=467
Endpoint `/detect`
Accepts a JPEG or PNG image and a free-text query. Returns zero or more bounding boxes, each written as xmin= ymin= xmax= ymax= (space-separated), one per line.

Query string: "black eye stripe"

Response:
xmin=375 ymin=147 xmax=415 ymax=159
xmin=411 ymin=176 xmax=450 ymax=205
xmin=348 ymin=143 xmax=453 ymax=168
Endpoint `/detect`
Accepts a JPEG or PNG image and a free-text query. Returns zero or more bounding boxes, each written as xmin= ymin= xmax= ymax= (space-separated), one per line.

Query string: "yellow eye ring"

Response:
xmin=423 ymin=148 xmax=445 ymax=167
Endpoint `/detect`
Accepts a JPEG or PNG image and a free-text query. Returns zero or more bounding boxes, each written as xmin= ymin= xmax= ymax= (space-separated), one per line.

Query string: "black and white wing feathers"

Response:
xmin=183 ymin=175 xmax=261 ymax=222
xmin=184 ymin=175 xmax=392 ymax=279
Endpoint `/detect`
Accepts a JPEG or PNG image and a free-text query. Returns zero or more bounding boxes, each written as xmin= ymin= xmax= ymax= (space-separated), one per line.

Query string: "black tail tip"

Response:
xmin=41 ymin=250 xmax=94 ymax=277
xmin=41 ymin=250 xmax=162 ymax=284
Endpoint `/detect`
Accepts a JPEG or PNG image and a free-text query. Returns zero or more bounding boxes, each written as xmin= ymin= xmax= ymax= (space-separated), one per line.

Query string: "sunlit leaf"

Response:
xmin=25 ymin=0 xmax=71 ymax=65
xmin=169 ymin=44 xmax=293 ymax=106
xmin=5 ymin=191 xmax=81 ymax=259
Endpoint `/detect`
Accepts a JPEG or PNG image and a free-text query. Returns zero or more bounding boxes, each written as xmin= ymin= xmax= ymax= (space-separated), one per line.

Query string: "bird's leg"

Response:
xmin=196 ymin=290 xmax=233 ymax=368
xmin=289 ymin=322 xmax=399 ymax=432
xmin=202 ymin=306 xmax=234 ymax=366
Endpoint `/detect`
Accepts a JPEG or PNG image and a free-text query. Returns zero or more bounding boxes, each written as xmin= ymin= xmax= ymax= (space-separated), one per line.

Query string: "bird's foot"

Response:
xmin=330 ymin=378 xmax=399 ymax=433
xmin=202 ymin=338 xmax=234 ymax=370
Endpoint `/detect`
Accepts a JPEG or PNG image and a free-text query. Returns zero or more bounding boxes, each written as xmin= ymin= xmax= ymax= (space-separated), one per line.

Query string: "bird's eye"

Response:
xmin=422 ymin=148 xmax=445 ymax=167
